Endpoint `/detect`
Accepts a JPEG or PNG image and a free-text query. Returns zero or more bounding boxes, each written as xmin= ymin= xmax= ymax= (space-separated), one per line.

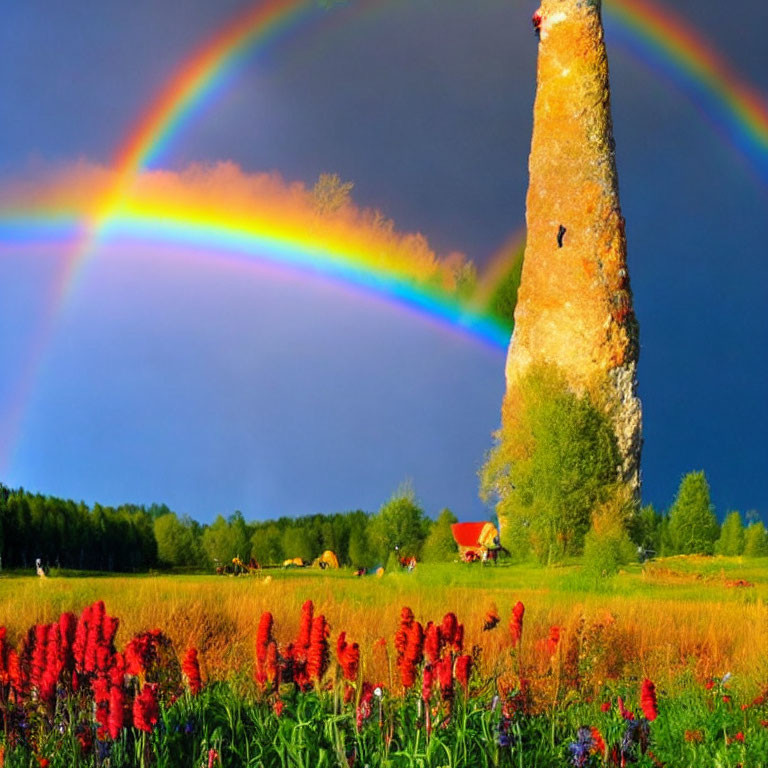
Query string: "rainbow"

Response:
xmin=603 ymin=0 xmax=768 ymax=183
xmin=58 ymin=0 xmax=768 ymax=303
xmin=67 ymin=0 xmax=768 ymax=289
xmin=68 ymin=0 xmax=321 ymax=296
xmin=0 ymin=207 xmax=511 ymax=350
xmin=3 ymin=0 xmax=768 ymax=471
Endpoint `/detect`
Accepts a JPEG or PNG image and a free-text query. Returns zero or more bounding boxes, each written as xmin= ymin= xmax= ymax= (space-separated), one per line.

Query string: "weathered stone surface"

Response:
xmin=505 ymin=0 xmax=642 ymax=491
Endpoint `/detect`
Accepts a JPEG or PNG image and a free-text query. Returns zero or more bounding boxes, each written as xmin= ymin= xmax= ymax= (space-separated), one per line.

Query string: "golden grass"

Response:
xmin=1 ymin=559 xmax=767 ymax=694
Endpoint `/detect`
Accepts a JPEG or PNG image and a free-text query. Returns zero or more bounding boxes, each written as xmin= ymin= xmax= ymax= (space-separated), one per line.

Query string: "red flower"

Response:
xmin=600 ymin=701 xmax=611 ymax=713
xmin=453 ymin=624 xmax=464 ymax=653
xmin=440 ymin=613 xmax=458 ymax=646
xmin=85 ymin=602 xmax=106 ymax=673
xmin=265 ymin=642 xmax=278 ymax=684
xmin=108 ymin=684 xmax=124 ymax=739
xmin=96 ymin=644 xmax=111 ymax=673
xmin=182 ymin=648 xmax=202 ymax=695
xmin=356 ymin=683 xmax=374 ymax=730
xmin=394 ymin=607 xmax=414 ymax=660
xmin=31 ymin=624 xmax=48 ymax=689
xmin=94 ymin=679 xmax=110 ymax=741
xmin=288 ymin=640 xmax=310 ymax=692
xmin=455 ymin=654 xmax=471 ymax=691
xmin=7 ymin=647 xmax=23 ymax=696
xmin=72 ymin=604 xmax=90 ymax=673
xmin=399 ymin=621 xmax=424 ymax=689
xmin=509 ymin=602 xmax=525 ymax=648
xmin=102 ymin=615 xmax=119 ymax=648
xmin=92 ymin=674 xmax=110 ymax=709
xmin=424 ymin=623 xmax=442 ymax=665
xmin=109 ymin=653 xmax=125 ymax=687
xmin=336 ymin=632 xmax=359 ymax=682
xmin=295 ymin=601 xmax=314 ymax=657
xmin=39 ymin=624 xmax=62 ymax=703
xmin=422 ymin=664 xmax=434 ymax=703
xmin=640 ymin=678 xmax=658 ymax=721
xmin=704 ymin=679 xmax=716 ymax=690
xmin=723 ymin=695 xmax=732 ymax=703
xmin=256 ymin=613 xmax=273 ymax=664
xmin=124 ymin=630 xmax=168 ymax=679
xmin=125 ymin=634 xmax=151 ymax=677
xmin=133 ymin=683 xmax=159 ymax=732
xmin=58 ymin=612 xmax=77 ymax=671
xmin=437 ymin=654 xmax=453 ymax=701
xmin=618 ymin=696 xmax=635 ymax=720
xmin=591 ymin=727 xmax=606 ymax=755
xmin=546 ymin=626 xmax=560 ymax=656
xmin=307 ymin=615 xmax=329 ymax=684
xmin=273 ymin=699 xmax=284 ymax=716
xmin=0 ymin=627 xmax=7 ymax=685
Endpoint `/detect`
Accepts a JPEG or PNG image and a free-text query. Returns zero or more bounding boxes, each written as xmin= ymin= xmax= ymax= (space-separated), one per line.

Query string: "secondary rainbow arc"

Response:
xmin=2 ymin=0 xmax=768 ymax=472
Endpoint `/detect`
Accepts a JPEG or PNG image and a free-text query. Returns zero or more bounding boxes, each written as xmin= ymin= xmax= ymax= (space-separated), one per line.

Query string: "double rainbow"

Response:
xmin=13 ymin=0 xmax=768 ymax=323
xmin=2 ymin=0 xmax=767 ymax=470
xmin=604 ymin=0 xmax=768 ymax=184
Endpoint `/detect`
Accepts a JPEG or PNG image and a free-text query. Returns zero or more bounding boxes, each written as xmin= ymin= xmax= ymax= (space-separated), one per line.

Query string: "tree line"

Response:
xmin=0 ymin=471 xmax=763 ymax=574
xmin=631 ymin=471 xmax=768 ymax=558
xmin=150 ymin=490 xmax=461 ymax=569
xmin=0 ymin=483 xmax=460 ymax=572
xmin=0 ymin=485 xmax=157 ymax=571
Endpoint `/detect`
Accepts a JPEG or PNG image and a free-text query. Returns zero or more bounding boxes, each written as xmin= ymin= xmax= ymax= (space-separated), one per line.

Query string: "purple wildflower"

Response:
xmin=568 ymin=726 xmax=593 ymax=767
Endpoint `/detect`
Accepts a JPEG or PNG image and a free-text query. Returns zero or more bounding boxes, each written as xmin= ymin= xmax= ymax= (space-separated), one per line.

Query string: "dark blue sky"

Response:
xmin=0 ymin=0 xmax=766 ymax=522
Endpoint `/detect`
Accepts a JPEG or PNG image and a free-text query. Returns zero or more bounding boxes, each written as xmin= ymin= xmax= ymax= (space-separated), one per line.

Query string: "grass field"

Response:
xmin=2 ymin=555 xmax=767 ymax=690
xmin=3 ymin=556 xmax=768 ymax=766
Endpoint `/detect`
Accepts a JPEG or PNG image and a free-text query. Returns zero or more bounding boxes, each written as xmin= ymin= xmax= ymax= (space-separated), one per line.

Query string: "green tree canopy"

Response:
xmin=368 ymin=486 xmax=430 ymax=561
xmin=629 ymin=504 xmax=663 ymax=554
xmin=201 ymin=513 xmax=251 ymax=565
xmin=668 ymin=471 xmax=719 ymax=555
xmin=281 ymin=525 xmax=320 ymax=563
xmin=348 ymin=520 xmax=374 ymax=569
xmin=250 ymin=524 xmax=284 ymax=565
xmin=715 ymin=510 xmax=745 ymax=556
xmin=743 ymin=521 xmax=768 ymax=558
xmin=481 ymin=363 xmax=621 ymax=564
xmin=421 ymin=508 xmax=459 ymax=562
xmin=154 ymin=513 xmax=202 ymax=567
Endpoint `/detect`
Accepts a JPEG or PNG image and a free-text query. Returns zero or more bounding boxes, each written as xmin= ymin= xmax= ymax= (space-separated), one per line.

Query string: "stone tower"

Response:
xmin=505 ymin=0 xmax=641 ymax=491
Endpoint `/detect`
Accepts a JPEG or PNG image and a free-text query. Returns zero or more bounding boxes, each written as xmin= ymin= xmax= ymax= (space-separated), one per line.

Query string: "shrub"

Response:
xmin=583 ymin=486 xmax=638 ymax=579
xmin=421 ymin=508 xmax=459 ymax=562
